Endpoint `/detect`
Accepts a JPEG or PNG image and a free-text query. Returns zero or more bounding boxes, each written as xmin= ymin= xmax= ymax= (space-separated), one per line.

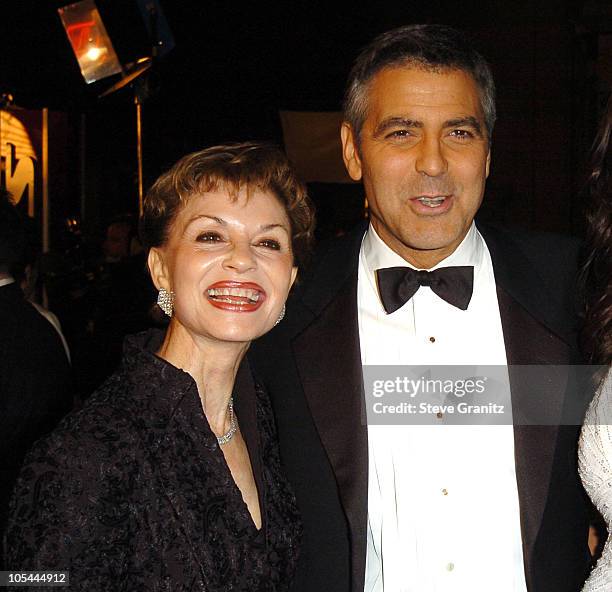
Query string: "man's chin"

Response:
xmin=383 ymin=231 xmax=470 ymax=267
xmin=399 ymin=233 xmax=466 ymax=253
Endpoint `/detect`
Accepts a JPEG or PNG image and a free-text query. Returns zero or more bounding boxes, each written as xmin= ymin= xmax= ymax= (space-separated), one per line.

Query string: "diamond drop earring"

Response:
xmin=157 ymin=288 xmax=175 ymax=317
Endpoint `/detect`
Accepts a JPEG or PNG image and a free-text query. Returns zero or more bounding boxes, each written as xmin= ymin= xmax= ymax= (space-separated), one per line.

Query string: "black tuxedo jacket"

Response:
xmin=250 ymin=222 xmax=591 ymax=592
xmin=0 ymin=282 xmax=72 ymax=567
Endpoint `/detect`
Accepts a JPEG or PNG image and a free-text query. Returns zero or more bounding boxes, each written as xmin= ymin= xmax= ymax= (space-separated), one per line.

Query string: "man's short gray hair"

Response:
xmin=343 ymin=24 xmax=497 ymax=143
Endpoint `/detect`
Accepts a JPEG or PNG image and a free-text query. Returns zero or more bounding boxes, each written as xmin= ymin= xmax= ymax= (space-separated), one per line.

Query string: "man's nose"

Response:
xmin=414 ymin=136 xmax=448 ymax=177
xmin=222 ymin=242 xmax=257 ymax=273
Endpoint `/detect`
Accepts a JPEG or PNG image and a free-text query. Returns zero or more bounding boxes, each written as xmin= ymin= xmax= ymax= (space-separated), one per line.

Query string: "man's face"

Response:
xmin=341 ymin=66 xmax=491 ymax=269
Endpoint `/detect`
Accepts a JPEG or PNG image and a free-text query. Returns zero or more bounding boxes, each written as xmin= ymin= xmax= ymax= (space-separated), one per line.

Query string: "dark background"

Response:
xmin=1 ymin=0 xmax=611 ymax=243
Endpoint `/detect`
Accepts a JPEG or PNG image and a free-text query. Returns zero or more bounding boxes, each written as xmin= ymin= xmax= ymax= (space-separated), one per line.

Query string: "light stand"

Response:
xmin=98 ymin=57 xmax=152 ymax=215
xmin=59 ymin=0 xmax=171 ymax=216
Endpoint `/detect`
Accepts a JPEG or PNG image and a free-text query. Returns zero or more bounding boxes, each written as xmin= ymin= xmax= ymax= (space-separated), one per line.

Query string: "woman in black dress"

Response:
xmin=5 ymin=143 xmax=314 ymax=591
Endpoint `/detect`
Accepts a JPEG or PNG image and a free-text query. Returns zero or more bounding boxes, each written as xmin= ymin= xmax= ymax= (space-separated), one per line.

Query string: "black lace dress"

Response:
xmin=5 ymin=330 xmax=301 ymax=591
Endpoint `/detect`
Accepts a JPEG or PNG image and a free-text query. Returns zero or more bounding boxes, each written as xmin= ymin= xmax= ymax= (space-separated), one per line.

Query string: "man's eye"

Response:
xmin=196 ymin=232 xmax=223 ymax=242
xmin=257 ymin=239 xmax=281 ymax=250
xmin=449 ymin=129 xmax=474 ymax=139
xmin=386 ymin=129 xmax=411 ymax=139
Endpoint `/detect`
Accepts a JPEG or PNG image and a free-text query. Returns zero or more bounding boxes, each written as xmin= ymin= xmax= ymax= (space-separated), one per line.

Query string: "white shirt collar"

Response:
xmin=362 ymin=221 xmax=482 ymax=276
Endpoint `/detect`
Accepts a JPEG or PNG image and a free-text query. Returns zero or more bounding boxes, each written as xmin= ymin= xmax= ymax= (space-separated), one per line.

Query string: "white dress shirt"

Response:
xmin=359 ymin=223 xmax=527 ymax=592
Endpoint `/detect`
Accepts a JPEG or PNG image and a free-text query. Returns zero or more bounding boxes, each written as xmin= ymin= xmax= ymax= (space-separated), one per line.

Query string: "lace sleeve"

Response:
xmin=579 ymin=369 xmax=612 ymax=591
xmin=580 ymin=370 xmax=612 ymax=492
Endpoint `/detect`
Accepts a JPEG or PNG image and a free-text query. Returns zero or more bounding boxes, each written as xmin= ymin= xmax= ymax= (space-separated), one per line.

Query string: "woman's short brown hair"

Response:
xmin=141 ymin=142 xmax=315 ymax=267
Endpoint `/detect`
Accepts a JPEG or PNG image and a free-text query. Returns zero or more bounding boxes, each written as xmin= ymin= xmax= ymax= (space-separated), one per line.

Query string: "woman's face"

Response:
xmin=150 ymin=187 xmax=297 ymax=345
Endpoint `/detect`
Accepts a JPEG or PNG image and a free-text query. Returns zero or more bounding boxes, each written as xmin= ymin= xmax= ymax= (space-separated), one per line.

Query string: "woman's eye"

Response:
xmin=257 ymin=239 xmax=281 ymax=250
xmin=196 ymin=232 xmax=223 ymax=243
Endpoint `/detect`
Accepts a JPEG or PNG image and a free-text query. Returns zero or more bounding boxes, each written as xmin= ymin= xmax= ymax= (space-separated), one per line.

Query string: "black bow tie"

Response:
xmin=375 ymin=266 xmax=474 ymax=313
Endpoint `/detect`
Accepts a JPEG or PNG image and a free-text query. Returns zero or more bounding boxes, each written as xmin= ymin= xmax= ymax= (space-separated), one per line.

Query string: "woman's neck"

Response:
xmin=157 ymin=322 xmax=249 ymax=437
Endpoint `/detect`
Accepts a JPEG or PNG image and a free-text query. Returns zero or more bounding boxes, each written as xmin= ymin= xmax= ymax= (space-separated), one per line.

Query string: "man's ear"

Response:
xmin=485 ymin=148 xmax=491 ymax=178
xmin=341 ymin=122 xmax=363 ymax=182
xmin=148 ymin=247 xmax=170 ymax=291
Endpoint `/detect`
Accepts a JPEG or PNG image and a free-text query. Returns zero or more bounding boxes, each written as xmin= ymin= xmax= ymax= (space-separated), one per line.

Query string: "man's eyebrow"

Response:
xmin=445 ymin=116 xmax=484 ymax=137
xmin=373 ymin=117 xmax=423 ymax=137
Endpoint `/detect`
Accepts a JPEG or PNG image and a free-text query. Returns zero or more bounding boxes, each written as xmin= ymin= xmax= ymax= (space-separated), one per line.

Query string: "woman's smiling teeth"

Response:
xmin=417 ymin=196 xmax=447 ymax=207
xmin=207 ymin=287 xmax=261 ymax=303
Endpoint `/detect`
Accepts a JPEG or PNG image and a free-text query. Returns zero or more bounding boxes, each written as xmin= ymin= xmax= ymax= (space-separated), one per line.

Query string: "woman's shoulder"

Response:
xmin=21 ymin=369 xmax=143 ymax=476
xmin=585 ymin=368 xmax=612 ymax=423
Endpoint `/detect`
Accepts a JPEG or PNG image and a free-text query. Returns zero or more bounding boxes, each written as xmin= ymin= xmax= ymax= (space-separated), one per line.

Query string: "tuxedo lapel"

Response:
xmin=497 ymin=286 xmax=569 ymax=580
xmin=293 ymin=275 xmax=368 ymax=566
xmin=290 ymin=225 xmax=369 ymax=590
xmin=482 ymin=222 xmax=580 ymax=586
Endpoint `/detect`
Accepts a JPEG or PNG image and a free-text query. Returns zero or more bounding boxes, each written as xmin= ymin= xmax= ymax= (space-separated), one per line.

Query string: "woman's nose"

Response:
xmin=222 ymin=242 xmax=257 ymax=273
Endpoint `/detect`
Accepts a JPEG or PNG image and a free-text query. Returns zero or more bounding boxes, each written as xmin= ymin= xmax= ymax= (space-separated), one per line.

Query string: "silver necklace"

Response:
xmin=217 ymin=397 xmax=238 ymax=445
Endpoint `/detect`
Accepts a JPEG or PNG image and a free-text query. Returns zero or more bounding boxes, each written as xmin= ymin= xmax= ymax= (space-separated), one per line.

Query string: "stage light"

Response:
xmin=58 ymin=0 xmax=122 ymax=84
xmin=58 ymin=0 xmax=174 ymax=215
xmin=85 ymin=46 xmax=103 ymax=61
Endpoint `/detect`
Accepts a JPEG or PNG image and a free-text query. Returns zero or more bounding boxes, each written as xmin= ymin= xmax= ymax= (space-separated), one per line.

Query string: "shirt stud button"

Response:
xmin=446 ymin=562 xmax=455 ymax=572
xmin=429 ymin=336 xmax=436 ymax=343
xmin=436 ymin=412 xmax=443 ymax=419
xmin=442 ymin=488 xmax=448 ymax=496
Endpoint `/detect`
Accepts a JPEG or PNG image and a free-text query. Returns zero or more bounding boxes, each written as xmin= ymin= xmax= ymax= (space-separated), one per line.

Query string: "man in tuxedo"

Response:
xmin=250 ymin=24 xmax=590 ymax=591
xmin=0 ymin=190 xmax=72 ymax=565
